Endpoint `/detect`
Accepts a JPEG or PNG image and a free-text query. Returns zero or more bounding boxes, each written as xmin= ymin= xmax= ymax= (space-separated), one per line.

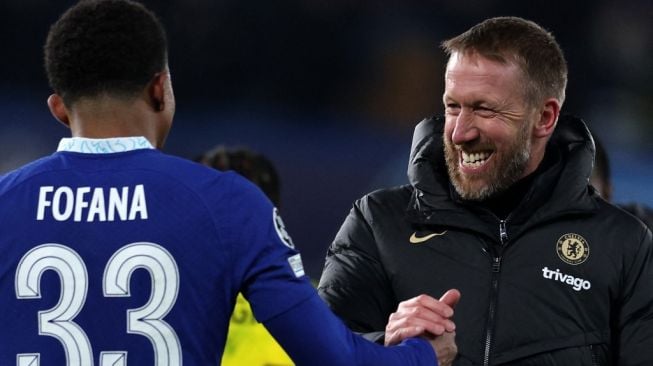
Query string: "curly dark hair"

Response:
xmin=44 ymin=0 xmax=167 ymax=106
xmin=197 ymin=146 xmax=282 ymax=207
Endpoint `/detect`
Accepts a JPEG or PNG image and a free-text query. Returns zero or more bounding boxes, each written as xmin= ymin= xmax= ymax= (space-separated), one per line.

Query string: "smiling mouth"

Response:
xmin=461 ymin=150 xmax=492 ymax=168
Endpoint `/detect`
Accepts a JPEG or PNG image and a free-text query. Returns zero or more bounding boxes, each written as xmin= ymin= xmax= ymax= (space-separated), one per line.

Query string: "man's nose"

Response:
xmin=451 ymin=109 xmax=479 ymax=145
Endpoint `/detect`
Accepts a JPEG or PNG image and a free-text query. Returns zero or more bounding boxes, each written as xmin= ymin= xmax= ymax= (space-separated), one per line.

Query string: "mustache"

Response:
xmin=451 ymin=141 xmax=495 ymax=152
xmin=443 ymin=133 xmax=494 ymax=152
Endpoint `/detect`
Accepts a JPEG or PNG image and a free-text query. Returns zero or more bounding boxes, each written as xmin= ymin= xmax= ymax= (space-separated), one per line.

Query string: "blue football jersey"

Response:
xmin=0 ymin=137 xmax=315 ymax=365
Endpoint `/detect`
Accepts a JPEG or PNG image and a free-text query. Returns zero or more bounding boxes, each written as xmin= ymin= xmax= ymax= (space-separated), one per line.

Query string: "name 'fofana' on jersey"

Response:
xmin=36 ymin=184 xmax=148 ymax=222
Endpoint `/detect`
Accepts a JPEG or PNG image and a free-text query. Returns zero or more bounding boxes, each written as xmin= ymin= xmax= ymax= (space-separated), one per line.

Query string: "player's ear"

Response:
xmin=47 ymin=94 xmax=70 ymax=128
xmin=533 ymin=98 xmax=560 ymax=138
xmin=148 ymin=71 xmax=168 ymax=112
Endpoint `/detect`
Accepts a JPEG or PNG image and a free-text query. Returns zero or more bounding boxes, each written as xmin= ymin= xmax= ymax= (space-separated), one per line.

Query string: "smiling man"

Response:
xmin=318 ymin=17 xmax=653 ymax=365
xmin=443 ymin=53 xmax=540 ymax=201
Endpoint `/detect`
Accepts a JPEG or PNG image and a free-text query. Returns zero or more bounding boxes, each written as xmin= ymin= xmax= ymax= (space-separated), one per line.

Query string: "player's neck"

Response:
xmin=67 ymin=97 xmax=163 ymax=147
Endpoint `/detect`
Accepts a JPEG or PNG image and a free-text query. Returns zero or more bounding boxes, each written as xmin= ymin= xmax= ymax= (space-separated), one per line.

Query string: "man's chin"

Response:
xmin=452 ymin=179 xmax=493 ymax=201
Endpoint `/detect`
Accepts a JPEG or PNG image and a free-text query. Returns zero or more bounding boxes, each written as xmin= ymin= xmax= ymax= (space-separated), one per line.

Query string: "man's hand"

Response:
xmin=427 ymin=331 xmax=457 ymax=366
xmin=384 ymin=289 xmax=461 ymax=346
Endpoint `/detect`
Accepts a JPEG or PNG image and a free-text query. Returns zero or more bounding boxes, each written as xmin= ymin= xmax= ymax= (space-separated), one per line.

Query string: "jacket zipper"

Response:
xmin=590 ymin=345 xmax=599 ymax=366
xmin=483 ymin=219 xmax=508 ymax=366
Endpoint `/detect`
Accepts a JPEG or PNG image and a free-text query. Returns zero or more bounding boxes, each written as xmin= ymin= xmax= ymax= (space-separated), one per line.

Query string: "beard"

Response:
xmin=444 ymin=120 xmax=532 ymax=201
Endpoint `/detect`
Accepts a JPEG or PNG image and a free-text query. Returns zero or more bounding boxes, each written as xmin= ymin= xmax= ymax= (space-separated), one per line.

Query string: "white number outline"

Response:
xmin=15 ymin=244 xmax=93 ymax=366
xmin=104 ymin=242 xmax=182 ymax=366
xmin=15 ymin=242 xmax=182 ymax=366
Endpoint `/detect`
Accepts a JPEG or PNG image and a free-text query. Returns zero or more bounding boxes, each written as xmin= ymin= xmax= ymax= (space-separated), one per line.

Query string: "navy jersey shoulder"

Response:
xmin=0 ymin=149 xmax=313 ymax=365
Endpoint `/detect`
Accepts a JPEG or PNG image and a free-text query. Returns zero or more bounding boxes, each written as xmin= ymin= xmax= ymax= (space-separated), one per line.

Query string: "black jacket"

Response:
xmin=318 ymin=116 xmax=653 ymax=365
xmin=619 ymin=202 xmax=653 ymax=230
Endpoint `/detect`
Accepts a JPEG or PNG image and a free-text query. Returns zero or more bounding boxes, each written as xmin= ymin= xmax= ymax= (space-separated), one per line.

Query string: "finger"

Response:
xmin=409 ymin=294 xmax=455 ymax=318
xmin=439 ymin=289 xmax=461 ymax=308
xmin=385 ymin=326 xmax=425 ymax=346
xmin=387 ymin=315 xmax=453 ymax=336
xmin=421 ymin=318 xmax=454 ymax=334
xmin=392 ymin=302 xmax=456 ymax=331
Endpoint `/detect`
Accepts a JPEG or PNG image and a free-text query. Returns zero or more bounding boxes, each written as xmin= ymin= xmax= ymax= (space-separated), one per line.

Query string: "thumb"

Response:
xmin=439 ymin=289 xmax=461 ymax=308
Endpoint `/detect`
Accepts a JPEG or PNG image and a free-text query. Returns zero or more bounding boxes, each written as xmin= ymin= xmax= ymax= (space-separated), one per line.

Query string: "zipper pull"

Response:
xmin=492 ymin=256 xmax=502 ymax=272
xmin=499 ymin=220 xmax=508 ymax=245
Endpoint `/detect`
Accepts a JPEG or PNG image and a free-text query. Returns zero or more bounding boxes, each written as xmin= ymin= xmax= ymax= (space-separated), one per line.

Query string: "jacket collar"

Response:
xmin=406 ymin=115 xmax=600 ymax=233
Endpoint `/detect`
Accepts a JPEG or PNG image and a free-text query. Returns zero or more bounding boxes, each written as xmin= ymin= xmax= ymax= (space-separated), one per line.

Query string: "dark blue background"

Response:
xmin=1 ymin=0 xmax=651 ymax=279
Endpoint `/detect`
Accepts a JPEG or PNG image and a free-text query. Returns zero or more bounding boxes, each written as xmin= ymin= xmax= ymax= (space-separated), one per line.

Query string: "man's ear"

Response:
xmin=47 ymin=94 xmax=70 ymax=128
xmin=148 ymin=72 xmax=168 ymax=112
xmin=533 ymin=98 xmax=560 ymax=138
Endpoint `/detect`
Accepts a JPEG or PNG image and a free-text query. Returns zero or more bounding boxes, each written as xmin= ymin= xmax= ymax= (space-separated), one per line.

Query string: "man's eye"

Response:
xmin=475 ymin=107 xmax=495 ymax=117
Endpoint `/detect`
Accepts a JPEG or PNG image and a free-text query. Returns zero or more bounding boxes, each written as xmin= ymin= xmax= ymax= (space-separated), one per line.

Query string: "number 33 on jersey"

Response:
xmin=15 ymin=242 xmax=180 ymax=366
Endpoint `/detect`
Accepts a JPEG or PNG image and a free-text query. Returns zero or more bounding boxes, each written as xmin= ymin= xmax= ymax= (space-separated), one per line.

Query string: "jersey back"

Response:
xmin=0 ymin=149 xmax=312 ymax=366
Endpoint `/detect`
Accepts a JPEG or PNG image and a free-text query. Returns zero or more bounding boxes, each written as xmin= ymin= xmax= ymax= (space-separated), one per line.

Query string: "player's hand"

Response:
xmin=384 ymin=289 xmax=461 ymax=346
xmin=426 ymin=331 xmax=457 ymax=366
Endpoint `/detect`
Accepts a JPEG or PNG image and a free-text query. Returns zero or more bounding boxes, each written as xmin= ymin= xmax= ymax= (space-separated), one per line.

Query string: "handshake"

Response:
xmin=385 ymin=289 xmax=461 ymax=366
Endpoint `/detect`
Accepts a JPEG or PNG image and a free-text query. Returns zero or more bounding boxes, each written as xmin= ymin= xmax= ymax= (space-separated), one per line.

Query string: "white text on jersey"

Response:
xmin=36 ymin=185 xmax=148 ymax=222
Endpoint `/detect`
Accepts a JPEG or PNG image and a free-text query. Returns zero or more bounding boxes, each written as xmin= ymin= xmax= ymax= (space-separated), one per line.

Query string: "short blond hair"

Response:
xmin=442 ymin=16 xmax=567 ymax=107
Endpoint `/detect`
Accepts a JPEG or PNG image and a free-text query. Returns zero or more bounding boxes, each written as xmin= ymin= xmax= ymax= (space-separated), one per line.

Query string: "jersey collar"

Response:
xmin=57 ymin=137 xmax=154 ymax=154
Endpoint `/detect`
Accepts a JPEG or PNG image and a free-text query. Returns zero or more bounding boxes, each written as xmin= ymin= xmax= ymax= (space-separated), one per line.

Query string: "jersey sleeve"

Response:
xmin=318 ymin=196 xmax=397 ymax=342
xmin=264 ymin=292 xmax=437 ymax=366
xmin=220 ymin=173 xmax=315 ymax=322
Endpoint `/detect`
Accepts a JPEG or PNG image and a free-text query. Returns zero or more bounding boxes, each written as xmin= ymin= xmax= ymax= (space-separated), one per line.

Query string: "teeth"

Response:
xmin=462 ymin=151 xmax=490 ymax=165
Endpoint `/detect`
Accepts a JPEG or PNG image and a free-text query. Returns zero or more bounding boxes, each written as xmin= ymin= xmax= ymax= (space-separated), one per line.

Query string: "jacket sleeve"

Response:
xmin=318 ymin=196 xmax=397 ymax=343
xmin=617 ymin=226 xmax=653 ymax=365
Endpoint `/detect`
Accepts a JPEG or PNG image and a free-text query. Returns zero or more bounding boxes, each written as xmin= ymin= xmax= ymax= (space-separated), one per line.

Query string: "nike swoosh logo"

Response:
xmin=409 ymin=231 xmax=447 ymax=244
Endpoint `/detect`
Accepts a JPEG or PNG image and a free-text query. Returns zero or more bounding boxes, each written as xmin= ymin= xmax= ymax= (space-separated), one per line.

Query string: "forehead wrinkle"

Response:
xmin=445 ymin=55 xmax=527 ymax=112
xmin=443 ymin=84 xmax=504 ymax=109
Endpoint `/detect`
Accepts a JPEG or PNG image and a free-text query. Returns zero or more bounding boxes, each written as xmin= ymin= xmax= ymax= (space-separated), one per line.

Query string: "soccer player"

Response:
xmin=0 ymin=1 xmax=458 ymax=365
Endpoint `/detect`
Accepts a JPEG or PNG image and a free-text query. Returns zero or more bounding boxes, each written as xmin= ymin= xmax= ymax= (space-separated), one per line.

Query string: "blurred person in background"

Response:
xmin=197 ymin=145 xmax=290 ymax=366
xmin=319 ymin=16 xmax=653 ymax=365
xmin=197 ymin=145 xmax=281 ymax=208
xmin=590 ymin=134 xmax=653 ymax=229
xmin=0 ymin=0 xmax=459 ymax=365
